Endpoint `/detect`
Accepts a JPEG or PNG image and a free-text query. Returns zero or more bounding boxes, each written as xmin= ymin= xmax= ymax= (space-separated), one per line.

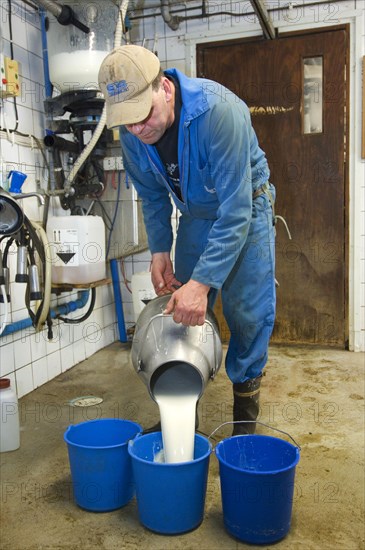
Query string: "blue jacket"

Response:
xmin=119 ymin=68 xmax=270 ymax=289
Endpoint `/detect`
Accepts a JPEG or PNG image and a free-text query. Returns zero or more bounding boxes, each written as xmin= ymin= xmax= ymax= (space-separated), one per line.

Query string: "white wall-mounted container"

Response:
xmin=46 ymin=0 xmax=119 ymax=93
xmin=46 ymin=215 xmax=106 ymax=285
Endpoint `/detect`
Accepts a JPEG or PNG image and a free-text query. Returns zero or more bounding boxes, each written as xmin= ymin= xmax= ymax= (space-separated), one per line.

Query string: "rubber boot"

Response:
xmin=232 ymin=375 xmax=262 ymax=436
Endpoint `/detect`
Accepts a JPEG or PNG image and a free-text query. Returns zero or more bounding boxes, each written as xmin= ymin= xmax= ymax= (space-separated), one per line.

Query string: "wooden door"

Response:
xmin=197 ymin=28 xmax=348 ymax=346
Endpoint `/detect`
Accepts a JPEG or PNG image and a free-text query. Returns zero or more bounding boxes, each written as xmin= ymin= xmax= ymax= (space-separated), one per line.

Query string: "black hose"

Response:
xmin=56 ymin=287 xmax=96 ymax=324
xmin=2 ymin=238 xmax=14 ymax=265
xmin=33 ymin=0 xmax=90 ymax=33
xmin=44 ymin=134 xmax=79 ymax=153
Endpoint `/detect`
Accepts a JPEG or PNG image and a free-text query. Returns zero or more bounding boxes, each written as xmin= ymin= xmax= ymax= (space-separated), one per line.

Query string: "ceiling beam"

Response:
xmin=250 ymin=0 xmax=276 ymax=39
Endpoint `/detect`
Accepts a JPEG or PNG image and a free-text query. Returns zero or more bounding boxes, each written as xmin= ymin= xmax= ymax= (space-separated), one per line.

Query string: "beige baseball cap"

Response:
xmin=98 ymin=45 xmax=161 ymax=128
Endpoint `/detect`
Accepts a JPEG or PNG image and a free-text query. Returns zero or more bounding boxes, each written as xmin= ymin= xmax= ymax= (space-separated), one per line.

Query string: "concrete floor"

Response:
xmin=1 ymin=342 xmax=364 ymax=550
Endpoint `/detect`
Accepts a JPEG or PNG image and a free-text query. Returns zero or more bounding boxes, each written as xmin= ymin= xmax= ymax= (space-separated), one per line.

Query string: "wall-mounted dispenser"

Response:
xmin=46 ymin=0 xmax=119 ymax=94
xmin=41 ymin=0 xmax=127 ymax=210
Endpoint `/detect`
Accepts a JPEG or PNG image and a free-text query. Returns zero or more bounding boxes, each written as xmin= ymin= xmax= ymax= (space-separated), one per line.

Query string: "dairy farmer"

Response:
xmin=98 ymin=45 xmax=276 ymax=435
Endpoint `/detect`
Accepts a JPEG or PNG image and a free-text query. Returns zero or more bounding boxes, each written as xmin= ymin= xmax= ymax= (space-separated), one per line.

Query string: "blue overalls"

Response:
xmin=120 ymin=69 xmax=276 ymax=383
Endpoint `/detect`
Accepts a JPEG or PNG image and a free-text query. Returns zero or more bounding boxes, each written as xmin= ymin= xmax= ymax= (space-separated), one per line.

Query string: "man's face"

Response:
xmin=125 ymin=78 xmax=174 ymax=144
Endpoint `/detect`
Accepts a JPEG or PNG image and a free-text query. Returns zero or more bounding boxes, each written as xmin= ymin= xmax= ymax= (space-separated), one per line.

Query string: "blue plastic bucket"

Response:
xmin=128 ymin=432 xmax=212 ymax=534
xmin=215 ymin=434 xmax=300 ymax=544
xmin=64 ymin=418 xmax=142 ymax=512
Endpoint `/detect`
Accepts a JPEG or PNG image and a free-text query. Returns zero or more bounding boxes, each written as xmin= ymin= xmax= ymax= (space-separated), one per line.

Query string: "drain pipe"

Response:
xmin=160 ymin=0 xmax=180 ymax=30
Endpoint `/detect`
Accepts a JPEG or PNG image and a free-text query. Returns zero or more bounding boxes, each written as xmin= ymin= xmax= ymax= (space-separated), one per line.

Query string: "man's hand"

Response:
xmin=151 ymin=252 xmax=182 ymax=295
xmin=164 ymin=279 xmax=210 ymax=326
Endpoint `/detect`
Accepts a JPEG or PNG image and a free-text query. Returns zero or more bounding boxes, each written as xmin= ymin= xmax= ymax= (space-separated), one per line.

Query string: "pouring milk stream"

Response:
xmin=153 ymin=362 xmax=201 ymax=463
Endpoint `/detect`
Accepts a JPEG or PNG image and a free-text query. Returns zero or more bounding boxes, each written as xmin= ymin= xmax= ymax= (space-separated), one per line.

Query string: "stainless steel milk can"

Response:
xmin=131 ymin=295 xmax=223 ymax=399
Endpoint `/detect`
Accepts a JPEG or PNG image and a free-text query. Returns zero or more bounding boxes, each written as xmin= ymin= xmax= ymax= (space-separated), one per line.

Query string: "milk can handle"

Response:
xmin=136 ymin=313 xmax=221 ymax=373
xmin=208 ymin=421 xmax=301 ymax=450
xmin=203 ymin=319 xmax=221 ymax=376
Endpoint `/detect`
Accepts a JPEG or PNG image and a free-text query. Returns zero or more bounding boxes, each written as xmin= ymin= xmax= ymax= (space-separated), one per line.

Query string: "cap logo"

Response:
xmin=106 ymin=80 xmax=129 ymax=97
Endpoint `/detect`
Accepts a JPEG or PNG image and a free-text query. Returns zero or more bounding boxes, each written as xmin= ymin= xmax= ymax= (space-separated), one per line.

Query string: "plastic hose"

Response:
xmin=0 ymin=285 xmax=8 ymax=336
xmin=56 ymin=287 xmax=95 ymax=324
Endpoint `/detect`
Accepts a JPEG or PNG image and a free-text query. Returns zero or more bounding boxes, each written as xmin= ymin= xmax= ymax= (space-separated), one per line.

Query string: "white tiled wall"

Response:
xmin=0 ymin=1 xmax=119 ymax=396
xmin=1 ymin=0 xmax=364 ymax=400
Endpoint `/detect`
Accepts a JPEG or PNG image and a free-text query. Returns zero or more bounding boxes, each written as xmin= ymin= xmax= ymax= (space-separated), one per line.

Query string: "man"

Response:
xmin=98 ymin=44 xmax=276 ymax=434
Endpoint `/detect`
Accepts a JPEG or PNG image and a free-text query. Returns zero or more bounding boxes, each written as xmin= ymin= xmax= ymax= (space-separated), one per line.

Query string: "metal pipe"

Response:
xmin=29 ymin=264 xmax=43 ymax=301
xmin=35 ymin=0 xmax=62 ymax=18
xmin=15 ymin=246 xmax=28 ymax=283
xmin=129 ymin=0 xmax=347 ymax=24
xmin=160 ymin=0 xmax=180 ymax=30
xmin=12 ymin=192 xmax=45 ymax=206
xmin=250 ymin=0 xmax=276 ymax=39
xmin=31 ymin=0 xmax=90 ymax=33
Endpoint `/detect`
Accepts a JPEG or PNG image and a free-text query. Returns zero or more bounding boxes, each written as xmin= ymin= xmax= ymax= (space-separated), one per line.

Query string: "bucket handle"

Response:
xmin=208 ymin=421 xmax=301 ymax=451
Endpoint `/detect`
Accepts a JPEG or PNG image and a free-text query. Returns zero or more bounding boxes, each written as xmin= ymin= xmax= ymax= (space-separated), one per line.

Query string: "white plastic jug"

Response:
xmin=0 ymin=378 xmax=20 ymax=452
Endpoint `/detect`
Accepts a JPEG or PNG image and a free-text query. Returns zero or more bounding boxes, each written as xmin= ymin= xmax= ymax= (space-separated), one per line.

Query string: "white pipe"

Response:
xmin=161 ymin=0 xmax=180 ymax=30
xmin=117 ymin=0 xmax=129 ymax=44
xmin=63 ymin=0 xmax=129 ymax=197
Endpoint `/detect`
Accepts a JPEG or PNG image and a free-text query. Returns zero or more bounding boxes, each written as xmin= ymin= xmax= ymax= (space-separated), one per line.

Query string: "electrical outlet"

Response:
xmin=103 ymin=156 xmax=124 ymax=171
xmin=0 ymin=56 xmax=20 ymax=98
